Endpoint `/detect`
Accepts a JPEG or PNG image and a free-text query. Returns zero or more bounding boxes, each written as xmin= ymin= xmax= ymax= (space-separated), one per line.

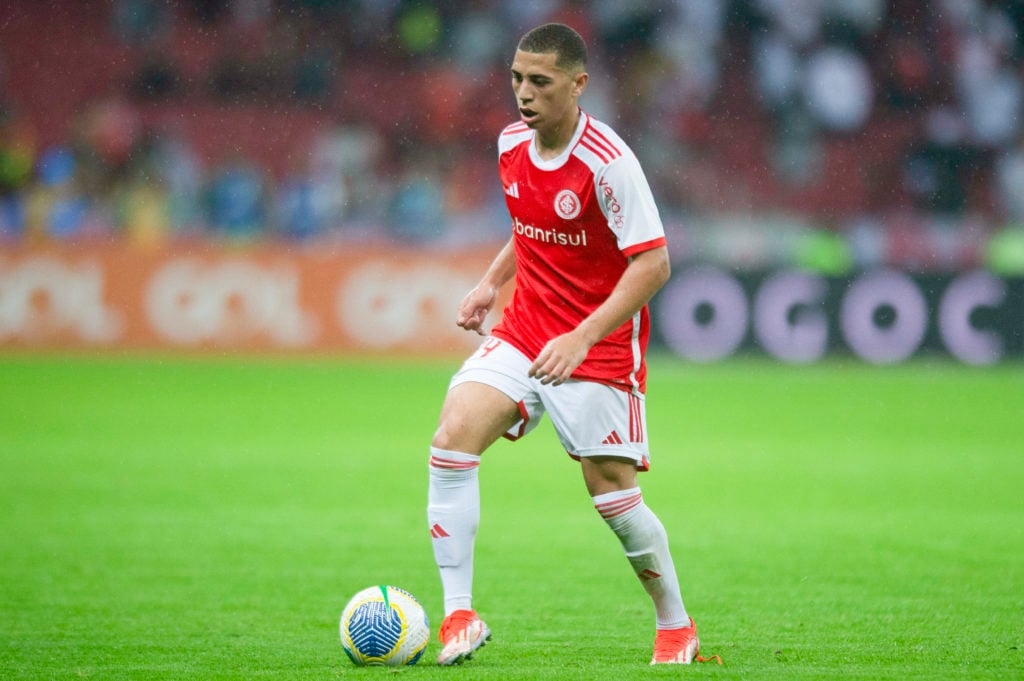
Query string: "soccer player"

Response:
xmin=427 ymin=23 xmax=707 ymax=666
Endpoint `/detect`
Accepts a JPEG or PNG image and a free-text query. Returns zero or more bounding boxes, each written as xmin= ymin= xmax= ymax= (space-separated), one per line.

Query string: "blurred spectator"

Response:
xmin=112 ymin=0 xmax=172 ymax=44
xmin=273 ymin=169 xmax=323 ymax=240
xmin=654 ymin=0 xmax=725 ymax=111
xmin=129 ymin=47 xmax=183 ymax=100
xmin=450 ymin=1 xmax=509 ymax=76
xmin=772 ymin=104 xmax=824 ymax=188
xmin=752 ymin=31 xmax=802 ymax=112
xmin=209 ymin=34 xmax=270 ymax=101
xmin=592 ymin=1 xmax=662 ymax=56
xmin=190 ymin=0 xmax=230 ymax=24
xmin=290 ymin=45 xmax=335 ymax=102
xmin=148 ymin=130 xmax=205 ymax=235
xmin=232 ymin=0 xmax=273 ymax=29
xmin=205 ymin=154 xmax=267 ymax=238
xmin=387 ymin=148 xmax=445 ymax=242
xmin=803 ymin=46 xmax=874 ymax=133
xmin=0 ymin=101 xmax=35 ymax=239
xmin=994 ymin=135 xmax=1024 ymax=224
xmin=826 ymin=0 xmax=886 ymax=35
xmin=273 ymin=155 xmax=346 ymax=240
xmin=0 ymin=196 xmax=22 ymax=240
xmin=78 ymin=98 xmax=146 ymax=189
xmin=116 ymin=174 xmax=172 ymax=246
xmin=25 ymin=147 xmax=92 ymax=240
xmin=756 ymin=0 xmax=825 ymax=47
xmin=901 ymin=107 xmax=976 ymax=215
xmin=878 ymin=30 xmax=938 ymax=111
xmin=941 ymin=1 xmax=1022 ymax=147
xmin=441 ymin=150 xmax=509 ymax=246
xmin=394 ymin=1 xmax=445 ymax=57
xmin=309 ymin=113 xmax=386 ymax=230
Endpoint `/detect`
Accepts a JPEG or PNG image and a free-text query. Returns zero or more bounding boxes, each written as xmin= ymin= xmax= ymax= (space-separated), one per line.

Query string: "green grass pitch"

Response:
xmin=1 ymin=354 xmax=1021 ymax=680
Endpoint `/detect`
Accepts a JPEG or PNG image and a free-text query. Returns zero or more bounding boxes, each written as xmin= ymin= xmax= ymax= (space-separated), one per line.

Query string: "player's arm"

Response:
xmin=529 ymin=245 xmax=670 ymax=384
xmin=457 ymin=237 xmax=517 ymax=335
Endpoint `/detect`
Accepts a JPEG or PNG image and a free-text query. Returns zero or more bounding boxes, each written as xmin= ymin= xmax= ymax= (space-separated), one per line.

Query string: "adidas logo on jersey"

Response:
xmin=505 ymin=182 xmax=519 ymax=198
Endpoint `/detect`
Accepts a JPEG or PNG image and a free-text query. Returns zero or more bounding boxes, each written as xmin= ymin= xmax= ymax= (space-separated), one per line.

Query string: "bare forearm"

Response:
xmin=457 ymin=238 xmax=518 ymax=334
xmin=479 ymin=238 xmax=517 ymax=292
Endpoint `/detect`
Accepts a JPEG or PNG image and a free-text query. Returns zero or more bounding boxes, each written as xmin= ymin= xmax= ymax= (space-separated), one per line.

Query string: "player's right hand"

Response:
xmin=457 ymin=285 xmax=498 ymax=335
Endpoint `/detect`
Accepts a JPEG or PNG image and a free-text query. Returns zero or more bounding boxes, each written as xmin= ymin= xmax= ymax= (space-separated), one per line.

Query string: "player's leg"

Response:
xmin=428 ymin=382 xmax=515 ymax=665
xmin=583 ymin=457 xmax=690 ymax=627
xmin=544 ymin=380 xmax=699 ymax=663
xmin=433 ymin=379 xmax=522 ymax=456
xmin=430 ymin=380 xmax=521 ymax=610
xmin=583 ymin=456 xmax=699 ymax=664
xmin=580 ymin=452 xmax=638 ymax=495
xmin=582 ymin=455 xmax=689 ymax=626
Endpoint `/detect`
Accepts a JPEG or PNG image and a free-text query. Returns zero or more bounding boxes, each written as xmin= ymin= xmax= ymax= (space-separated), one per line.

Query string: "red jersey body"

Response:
xmin=491 ymin=111 xmax=667 ymax=394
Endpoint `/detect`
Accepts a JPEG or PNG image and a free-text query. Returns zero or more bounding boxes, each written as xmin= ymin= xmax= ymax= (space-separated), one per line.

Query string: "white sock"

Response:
xmin=427 ymin=447 xmax=481 ymax=616
xmin=594 ymin=487 xmax=689 ymax=629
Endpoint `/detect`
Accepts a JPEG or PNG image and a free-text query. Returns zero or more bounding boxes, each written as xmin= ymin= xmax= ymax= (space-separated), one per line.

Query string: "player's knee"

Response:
xmin=582 ymin=455 xmax=639 ymax=496
xmin=432 ymin=414 xmax=477 ymax=454
xmin=430 ymin=421 xmax=457 ymax=452
xmin=432 ymin=410 xmax=507 ymax=456
xmin=432 ymin=383 xmax=520 ymax=454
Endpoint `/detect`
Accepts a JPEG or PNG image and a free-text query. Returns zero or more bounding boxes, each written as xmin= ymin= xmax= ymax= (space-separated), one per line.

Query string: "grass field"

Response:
xmin=1 ymin=354 xmax=1021 ymax=680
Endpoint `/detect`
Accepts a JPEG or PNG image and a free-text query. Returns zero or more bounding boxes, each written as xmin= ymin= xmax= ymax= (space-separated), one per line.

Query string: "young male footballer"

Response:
xmin=427 ymin=22 xmax=714 ymax=666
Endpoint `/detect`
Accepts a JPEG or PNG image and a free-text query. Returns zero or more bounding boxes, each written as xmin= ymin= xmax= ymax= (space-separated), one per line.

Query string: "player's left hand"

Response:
xmin=529 ymin=332 xmax=592 ymax=385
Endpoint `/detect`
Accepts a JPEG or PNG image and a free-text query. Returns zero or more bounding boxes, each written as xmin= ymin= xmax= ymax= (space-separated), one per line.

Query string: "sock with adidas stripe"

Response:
xmin=427 ymin=447 xmax=481 ymax=616
xmin=593 ymin=486 xmax=689 ymax=629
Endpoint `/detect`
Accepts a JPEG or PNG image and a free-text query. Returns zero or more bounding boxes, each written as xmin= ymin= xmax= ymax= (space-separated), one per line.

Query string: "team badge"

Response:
xmin=554 ymin=189 xmax=581 ymax=220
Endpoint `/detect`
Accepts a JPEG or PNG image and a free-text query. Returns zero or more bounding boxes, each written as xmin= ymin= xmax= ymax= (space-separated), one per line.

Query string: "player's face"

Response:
xmin=511 ymin=50 xmax=587 ymax=136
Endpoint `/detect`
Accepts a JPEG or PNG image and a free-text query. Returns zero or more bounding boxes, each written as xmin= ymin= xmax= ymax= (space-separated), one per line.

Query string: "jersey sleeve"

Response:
xmin=593 ymin=153 xmax=666 ymax=257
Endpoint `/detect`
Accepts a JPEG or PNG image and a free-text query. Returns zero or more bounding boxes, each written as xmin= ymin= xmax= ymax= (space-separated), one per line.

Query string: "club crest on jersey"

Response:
xmin=554 ymin=189 xmax=581 ymax=220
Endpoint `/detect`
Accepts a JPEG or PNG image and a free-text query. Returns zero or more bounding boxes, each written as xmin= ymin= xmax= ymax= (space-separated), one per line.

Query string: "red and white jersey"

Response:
xmin=492 ymin=110 xmax=666 ymax=394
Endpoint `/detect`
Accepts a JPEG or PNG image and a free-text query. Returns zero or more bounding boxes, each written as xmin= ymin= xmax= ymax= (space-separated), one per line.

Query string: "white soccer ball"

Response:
xmin=339 ymin=585 xmax=430 ymax=666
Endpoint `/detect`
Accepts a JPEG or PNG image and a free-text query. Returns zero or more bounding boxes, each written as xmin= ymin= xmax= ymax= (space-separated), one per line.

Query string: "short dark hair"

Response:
xmin=517 ymin=23 xmax=587 ymax=72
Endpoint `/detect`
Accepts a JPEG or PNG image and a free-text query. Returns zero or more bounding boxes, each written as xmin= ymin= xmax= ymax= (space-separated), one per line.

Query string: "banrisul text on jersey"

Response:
xmin=512 ymin=217 xmax=588 ymax=247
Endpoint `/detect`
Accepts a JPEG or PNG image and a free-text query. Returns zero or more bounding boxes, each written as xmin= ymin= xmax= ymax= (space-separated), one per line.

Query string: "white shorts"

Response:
xmin=449 ymin=337 xmax=651 ymax=470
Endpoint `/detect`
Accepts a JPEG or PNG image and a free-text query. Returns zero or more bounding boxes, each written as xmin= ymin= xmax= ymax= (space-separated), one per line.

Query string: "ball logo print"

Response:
xmin=340 ymin=585 xmax=429 ymax=666
xmin=554 ymin=189 xmax=581 ymax=219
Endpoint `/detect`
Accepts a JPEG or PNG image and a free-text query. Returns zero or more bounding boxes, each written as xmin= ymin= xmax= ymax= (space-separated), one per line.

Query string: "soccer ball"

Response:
xmin=339 ymin=585 xmax=430 ymax=666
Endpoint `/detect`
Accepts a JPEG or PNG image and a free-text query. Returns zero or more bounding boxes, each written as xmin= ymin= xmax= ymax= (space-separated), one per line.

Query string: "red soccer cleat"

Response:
xmin=436 ymin=609 xmax=491 ymax=665
xmin=650 ymin=618 xmax=722 ymax=665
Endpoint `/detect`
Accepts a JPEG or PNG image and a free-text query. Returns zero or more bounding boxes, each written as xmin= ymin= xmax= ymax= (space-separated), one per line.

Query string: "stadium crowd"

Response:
xmin=1 ymin=0 xmax=1023 ymax=270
